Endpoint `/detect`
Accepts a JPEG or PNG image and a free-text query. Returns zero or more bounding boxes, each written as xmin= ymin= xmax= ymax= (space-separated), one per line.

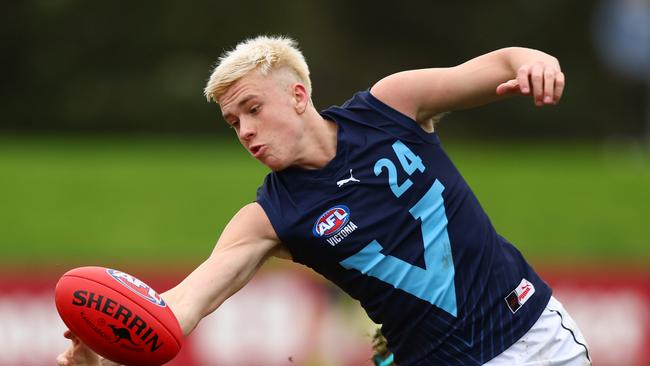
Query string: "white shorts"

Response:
xmin=484 ymin=296 xmax=591 ymax=366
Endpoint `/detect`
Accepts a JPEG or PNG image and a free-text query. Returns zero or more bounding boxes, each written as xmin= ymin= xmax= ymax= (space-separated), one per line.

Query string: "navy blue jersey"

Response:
xmin=256 ymin=91 xmax=551 ymax=365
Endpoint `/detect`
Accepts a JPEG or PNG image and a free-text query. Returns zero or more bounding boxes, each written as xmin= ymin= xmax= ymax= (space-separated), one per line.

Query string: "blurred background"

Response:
xmin=1 ymin=1 xmax=649 ymax=365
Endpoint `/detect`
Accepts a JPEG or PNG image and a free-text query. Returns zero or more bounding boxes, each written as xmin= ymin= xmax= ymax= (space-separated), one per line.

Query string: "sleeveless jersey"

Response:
xmin=256 ymin=91 xmax=552 ymax=365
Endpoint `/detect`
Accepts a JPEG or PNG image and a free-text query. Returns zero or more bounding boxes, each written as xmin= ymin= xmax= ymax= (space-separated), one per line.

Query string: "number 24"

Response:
xmin=374 ymin=140 xmax=426 ymax=197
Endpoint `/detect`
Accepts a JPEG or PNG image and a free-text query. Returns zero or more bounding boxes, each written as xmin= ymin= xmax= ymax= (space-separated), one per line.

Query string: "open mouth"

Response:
xmin=250 ymin=144 xmax=265 ymax=157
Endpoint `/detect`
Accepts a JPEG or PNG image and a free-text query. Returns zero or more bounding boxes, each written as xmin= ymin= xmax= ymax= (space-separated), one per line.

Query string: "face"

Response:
xmin=218 ymin=71 xmax=307 ymax=171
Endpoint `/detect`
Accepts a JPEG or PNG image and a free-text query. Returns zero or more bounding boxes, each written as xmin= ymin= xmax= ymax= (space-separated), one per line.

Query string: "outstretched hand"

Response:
xmin=56 ymin=330 xmax=102 ymax=366
xmin=496 ymin=61 xmax=565 ymax=106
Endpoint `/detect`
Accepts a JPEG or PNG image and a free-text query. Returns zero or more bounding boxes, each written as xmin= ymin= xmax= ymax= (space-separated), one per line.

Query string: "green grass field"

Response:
xmin=1 ymin=135 xmax=648 ymax=269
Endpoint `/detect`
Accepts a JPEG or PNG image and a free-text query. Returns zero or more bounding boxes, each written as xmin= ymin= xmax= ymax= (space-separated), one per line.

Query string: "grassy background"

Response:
xmin=1 ymin=135 xmax=648 ymax=270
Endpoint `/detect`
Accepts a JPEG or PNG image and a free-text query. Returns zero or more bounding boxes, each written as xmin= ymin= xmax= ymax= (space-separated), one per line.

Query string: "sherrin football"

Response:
xmin=55 ymin=266 xmax=182 ymax=366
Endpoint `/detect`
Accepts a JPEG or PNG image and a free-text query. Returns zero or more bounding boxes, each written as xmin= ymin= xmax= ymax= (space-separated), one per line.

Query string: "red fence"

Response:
xmin=0 ymin=265 xmax=648 ymax=365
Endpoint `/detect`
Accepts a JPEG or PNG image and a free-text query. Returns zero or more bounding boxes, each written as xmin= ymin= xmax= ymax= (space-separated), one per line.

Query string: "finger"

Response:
xmin=543 ymin=68 xmax=556 ymax=104
xmin=56 ymin=349 xmax=72 ymax=366
xmin=553 ymin=71 xmax=565 ymax=103
xmin=516 ymin=65 xmax=531 ymax=94
xmin=530 ymin=63 xmax=544 ymax=106
xmin=70 ymin=335 xmax=80 ymax=347
xmin=64 ymin=330 xmax=84 ymax=348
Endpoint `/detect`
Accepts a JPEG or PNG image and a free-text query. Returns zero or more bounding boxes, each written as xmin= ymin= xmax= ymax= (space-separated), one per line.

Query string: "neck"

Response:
xmin=294 ymin=106 xmax=338 ymax=169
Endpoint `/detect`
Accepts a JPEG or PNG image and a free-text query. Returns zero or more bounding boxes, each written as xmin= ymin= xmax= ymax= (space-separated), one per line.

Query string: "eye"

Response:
xmin=250 ymin=105 xmax=260 ymax=114
xmin=229 ymin=119 xmax=239 ymax=129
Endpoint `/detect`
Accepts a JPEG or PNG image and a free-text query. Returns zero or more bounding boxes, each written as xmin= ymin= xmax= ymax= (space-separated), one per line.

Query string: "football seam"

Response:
xmin=62 ymin=273 xmax=183 ymax=350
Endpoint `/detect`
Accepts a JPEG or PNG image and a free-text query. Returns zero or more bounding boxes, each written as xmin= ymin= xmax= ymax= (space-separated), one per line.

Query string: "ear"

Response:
xmin=292 ymin=83 xmax=309 ymax=114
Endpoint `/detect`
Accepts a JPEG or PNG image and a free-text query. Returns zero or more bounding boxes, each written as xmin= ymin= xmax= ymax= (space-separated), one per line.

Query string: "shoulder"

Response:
xmin=370 ymin=70 xmax=433 ymax=121
xmin=369 ymin=71 xmax=444 ymax=133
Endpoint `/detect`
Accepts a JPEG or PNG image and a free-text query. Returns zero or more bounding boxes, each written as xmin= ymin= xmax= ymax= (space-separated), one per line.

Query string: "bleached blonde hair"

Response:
xmin=204 ymin=35 xmax=311 ymax=103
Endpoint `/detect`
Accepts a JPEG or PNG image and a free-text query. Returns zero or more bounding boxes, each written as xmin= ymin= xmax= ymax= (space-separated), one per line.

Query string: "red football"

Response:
xmin=55 ymin=266 xmax=182 ymax=366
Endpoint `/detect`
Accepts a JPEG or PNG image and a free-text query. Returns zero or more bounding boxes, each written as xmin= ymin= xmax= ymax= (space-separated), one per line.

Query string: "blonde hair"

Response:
xmin=204 ymin=35 xmax=311 ymax=103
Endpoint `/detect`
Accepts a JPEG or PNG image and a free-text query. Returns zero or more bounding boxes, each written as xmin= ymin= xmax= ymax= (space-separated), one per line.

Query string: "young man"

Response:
xmin=57 ymin=36 xmax=591 ymax=365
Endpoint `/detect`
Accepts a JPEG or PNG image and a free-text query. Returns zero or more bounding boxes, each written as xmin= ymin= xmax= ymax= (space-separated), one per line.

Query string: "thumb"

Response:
xmin=496 ymin=79 xmax=521 ymax=96
xmin=57 ymin=330 xmax=102 ymax=366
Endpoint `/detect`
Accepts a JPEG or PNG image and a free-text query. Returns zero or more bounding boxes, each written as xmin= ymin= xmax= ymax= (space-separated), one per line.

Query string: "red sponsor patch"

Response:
xmin=505 ymin=278 xmax=536 ymax=314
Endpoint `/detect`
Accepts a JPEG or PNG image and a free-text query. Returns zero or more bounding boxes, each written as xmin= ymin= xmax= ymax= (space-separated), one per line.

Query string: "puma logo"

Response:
xmin=108 ymin=324 xmax=140 ymax=346
xmin=337 ymin=169 xmax=360 ymax=187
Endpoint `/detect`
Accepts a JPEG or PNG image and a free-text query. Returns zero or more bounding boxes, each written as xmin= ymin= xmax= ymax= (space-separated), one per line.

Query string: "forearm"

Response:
xmin=163 ymin=237 xmax=274 ymax=337
xmin=163 ymin=266 xmax=222 ymax=335
xmin=161 ymin=254 xmax=252 ymax=336
xmin=447 ymin=47 xmax=560 ymax=107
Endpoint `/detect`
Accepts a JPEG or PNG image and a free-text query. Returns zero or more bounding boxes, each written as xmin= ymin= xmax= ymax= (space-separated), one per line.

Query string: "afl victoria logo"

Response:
xmin=107 ymin=268 xmax=167 ymax=307
xmin=313 ymin=205 xmax=350 ymax=238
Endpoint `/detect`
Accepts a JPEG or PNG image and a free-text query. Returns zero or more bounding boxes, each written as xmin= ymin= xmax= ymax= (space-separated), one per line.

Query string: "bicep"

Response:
xmin=211 ymin=202 xmax=281 ymax=260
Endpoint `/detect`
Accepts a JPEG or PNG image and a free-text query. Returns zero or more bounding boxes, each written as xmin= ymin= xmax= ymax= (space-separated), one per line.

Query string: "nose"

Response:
xmin=238 ymin=118 xmax=256 ymax=141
